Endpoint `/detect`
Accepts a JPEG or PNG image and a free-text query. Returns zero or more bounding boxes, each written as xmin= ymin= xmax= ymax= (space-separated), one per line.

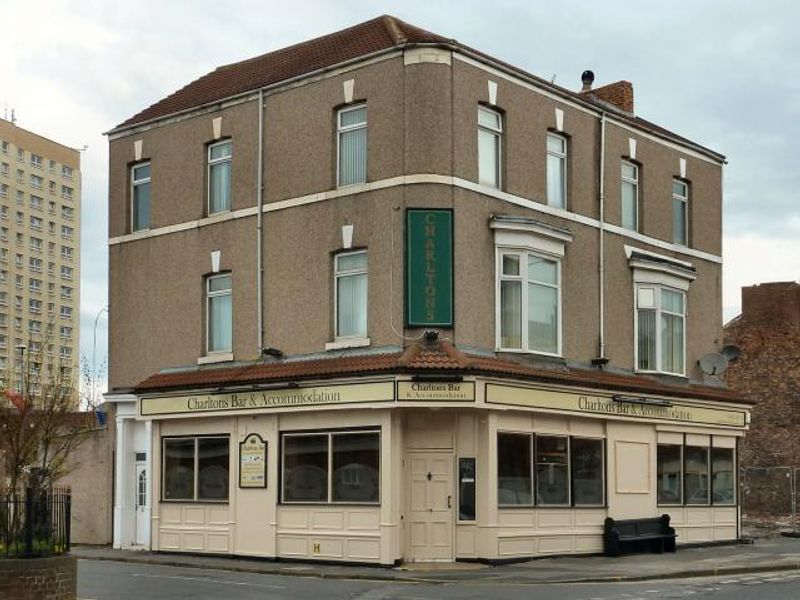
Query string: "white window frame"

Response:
xmin=207 ymin=140 xmax=232 ymax=214
xmin=634 ymin=283 xmax=686 ymax=376
xmin=336 ymin=104 xmax=367 ymax=188
xmin=478 ymin=106 xmax=502 ymax=188
xmin=206 ymin=273 xmax=232 ymax=355
xmin=546 ymin=133 xmax=567 ymax=209
xmin=621 ymin=160 xmax=639 ymax=231
xmin=333 ymin=250 xmax=368 ymax=341
xmin=672 ymin=179 xmax=689 ymax=246
xmin=131 ymin=162 xmax=151 ymax=232
xmin=280 ymin=429 xmax=381 ymax=505
xmin=495 ymin=249 xmax=562 ymax=357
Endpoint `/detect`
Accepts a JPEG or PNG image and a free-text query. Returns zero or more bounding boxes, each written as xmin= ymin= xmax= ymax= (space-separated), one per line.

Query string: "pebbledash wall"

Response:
xmin=104 ymin=16 xmax=749 ymax=563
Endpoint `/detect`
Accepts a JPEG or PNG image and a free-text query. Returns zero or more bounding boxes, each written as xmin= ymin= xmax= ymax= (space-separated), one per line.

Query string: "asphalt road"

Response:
xmin=78 ymin=560 xmax=800 ymax=600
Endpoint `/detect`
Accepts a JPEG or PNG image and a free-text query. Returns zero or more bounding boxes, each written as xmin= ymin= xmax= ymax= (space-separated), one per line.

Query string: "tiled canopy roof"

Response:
xmin=113 ymin=15 xmax=724 ymax=160
xmin=135 ymin=340 xmax=750 ymax=405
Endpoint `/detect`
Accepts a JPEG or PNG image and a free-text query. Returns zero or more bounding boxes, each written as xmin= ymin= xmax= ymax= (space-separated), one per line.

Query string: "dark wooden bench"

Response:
xmin=603 ymin=514 xmax=676 ymax=557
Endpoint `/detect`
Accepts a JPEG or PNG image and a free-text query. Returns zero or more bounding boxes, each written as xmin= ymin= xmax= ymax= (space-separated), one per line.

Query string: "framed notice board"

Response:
xmin=406 ymin=209 xmax=454 ymax=327
xmin=238 ymin=433 xmax=267 ymax=488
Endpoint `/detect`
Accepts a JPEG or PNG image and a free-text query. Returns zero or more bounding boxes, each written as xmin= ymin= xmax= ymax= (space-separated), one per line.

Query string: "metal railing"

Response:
xmin=0 ymin=487 xmax=71 ymax=558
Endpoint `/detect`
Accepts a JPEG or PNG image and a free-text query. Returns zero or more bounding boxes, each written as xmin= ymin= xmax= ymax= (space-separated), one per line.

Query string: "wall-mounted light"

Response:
xmin=612 ymin=395 xmax=673 ymax=407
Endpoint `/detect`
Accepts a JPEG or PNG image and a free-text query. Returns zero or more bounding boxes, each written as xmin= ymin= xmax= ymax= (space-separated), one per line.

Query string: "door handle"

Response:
xmin=447 ymin=495 xmax=452 ymax=509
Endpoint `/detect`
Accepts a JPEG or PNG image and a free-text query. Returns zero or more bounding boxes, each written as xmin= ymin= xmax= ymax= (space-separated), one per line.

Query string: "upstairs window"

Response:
xmin=478 ymin=106 xmax=502 ymax=188
xmin=30 ymin=174 xmax=43 ymax=189
xmin=498 ymin=251 xmax=560 ymax=355
xmin=206 ymin=273 xmax=232 ymax=354
xmin=131 ymin=162 xmax=151 ymax=231
xmin=621 ymin=161 xmax=639 ymax=231
xmin=61 ymin=186 xmax=73 ymax=201
xmin=30 ymin=154 xmax=42 ymax=169
xmin=546 ymin=133 xmax=567 ymax=209
xmin=672 ymin=180 xmax=689 ymax=246
xmin=337 ymin=105 xmax=367 ymax=187
xmin=61 ymin=165 xmax=73 ymax=180
xmin=207 ymin=141 xmax=232 ymax=214
xmin=334 ymin=251 xmax=368 ymax=340
xmin=636 ymin=285 xmax=685 ymax=375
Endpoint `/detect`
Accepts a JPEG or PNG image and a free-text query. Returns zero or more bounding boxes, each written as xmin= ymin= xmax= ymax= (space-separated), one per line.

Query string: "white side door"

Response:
xmin=134 ymin=462 xmax=148 ymax=546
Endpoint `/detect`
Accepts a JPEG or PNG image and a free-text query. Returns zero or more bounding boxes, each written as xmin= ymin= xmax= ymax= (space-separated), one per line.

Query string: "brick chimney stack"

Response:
xmin=581 ymin=75 xmax=634 ymax=114
xmin=741 ymin=281 xmax=800 ymax=326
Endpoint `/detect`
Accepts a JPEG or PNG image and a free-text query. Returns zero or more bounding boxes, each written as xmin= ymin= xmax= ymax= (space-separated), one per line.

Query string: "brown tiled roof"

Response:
xmin=135 ymin=340 xmax=750 ymax=405
xmin=113 ymin=15 xmax=724 ymax=161
xmin=116 ymin=15 xmax=448 ymax=129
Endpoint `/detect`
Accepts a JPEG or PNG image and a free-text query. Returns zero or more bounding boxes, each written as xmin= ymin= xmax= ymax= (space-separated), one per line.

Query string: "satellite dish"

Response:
xmin=698 ymin=353 xmax=729 ymax=376
xmin=721 ymin=345 xmax=742 ymax=363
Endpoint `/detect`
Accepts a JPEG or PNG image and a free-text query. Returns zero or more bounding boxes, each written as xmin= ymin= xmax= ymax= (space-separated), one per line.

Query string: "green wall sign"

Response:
xmin=406 ymin=209 xmax=454 ymax=327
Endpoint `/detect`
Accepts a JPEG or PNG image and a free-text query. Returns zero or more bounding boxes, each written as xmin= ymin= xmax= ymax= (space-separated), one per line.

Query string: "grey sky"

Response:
xmin=2 ymin=0 xmax=798 ymax=388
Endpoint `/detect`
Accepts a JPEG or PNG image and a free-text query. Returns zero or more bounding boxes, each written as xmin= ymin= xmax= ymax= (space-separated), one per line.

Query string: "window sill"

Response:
xmin=496 ymin=347 xmax=563 ymax=359
xmin=635 ymin=369 xmax=688 ymax=379
xmin=325 ymin=337 xmax=371 ymax=351
xmin=198 ymin=352 xmax=233 ymax=365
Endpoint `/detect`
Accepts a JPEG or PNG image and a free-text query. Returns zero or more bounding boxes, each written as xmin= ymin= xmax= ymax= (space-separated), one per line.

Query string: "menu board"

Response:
xmin=239 ymin=433 xmax=267 ymax=488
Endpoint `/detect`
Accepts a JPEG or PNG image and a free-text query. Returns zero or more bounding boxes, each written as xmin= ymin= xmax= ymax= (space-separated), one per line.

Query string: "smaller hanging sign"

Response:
xmin=239 ymin=433 xmax=267 ymax=488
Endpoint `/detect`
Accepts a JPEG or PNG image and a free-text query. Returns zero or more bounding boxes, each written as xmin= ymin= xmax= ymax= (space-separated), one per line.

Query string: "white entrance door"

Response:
xmin=406 ymin=452 xmax=454 ymax=561
xmin=134 ymin=462 xmax=148 ymax=546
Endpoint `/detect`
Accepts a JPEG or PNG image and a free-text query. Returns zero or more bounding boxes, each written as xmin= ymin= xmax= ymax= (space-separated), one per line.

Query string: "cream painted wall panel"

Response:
xmin=606 ymin=422 xmax=655 ymax=519
xmin=183 ymin=532 xmax=205 ymax=551
xmin=615 ymin=441 xmax=650 ymax=493
xmin=457 ymin=413 xmax=477 ymax=454
xmin=495 ymin=412 xmax=534 ymax=431
xmin=405 ymin=411 xmax=454 ymax=449
xmin=657 ymin=431 xmax=683 ymax=444
xmin=159 ymin=532 xmax=180 ymax=550
xmin=713 ymin=436 xmax=736 ymax=448
xmin=713 ymin=507 xmax=737 ymax=524
xmin=532 ymin=414 xmax=569 ymax=433
xmin=347 ymin=510 xmax=380 ymax=530
xmin=684 ymin=527 xmax=713 ymax=542
xmin=277 ymin=509 xmax=309 ymax=529
xmin=538 ymin=536 xmax=574 ymax=554
xmin=277 ymin=537 xmax=308 ymax=556
xmin=160 ymin=505 xmax=182 ymax=524
xmin=537 ymin=511 xmax=573 ymax=528
xmin=347 ymin=539 xmax=381 ymax=560
xmin=312 ymin=511 xmax=345 ymax=530
xmin=569 ymin=418 xmax=604 ymax=437
xmin=687 ymin=507 xmax=712 ymax=525
xmin=498 ymin=537 xmax=535 ymax=556
xmin=574 ymin=510 xmax=606 ymax=526
xmin=207 ymin=533 xmax=230 ymax=552
xmin=575 ymin=535 xmax=604 ymax=552
xmin=183 ymin=506 xmax=206 ymax=525
xmin=497 ymin=511 xmax=535 ymax=527
xmin=456 ymin=527 xmax=476 ymax=555
xmin=713 ymin=526 xmax=736 ymax=539
xmin=208 ymin=507 xmax=229 ymax=525
xmin=686 ymin=433 xmax=710 ymax=446
xmin=315 ymin=538 xmax=344 ymax=558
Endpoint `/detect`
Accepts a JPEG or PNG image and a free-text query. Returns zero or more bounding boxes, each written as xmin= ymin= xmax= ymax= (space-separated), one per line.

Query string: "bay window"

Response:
xmin=636 ymin=285 xmax=685 ymax=375
xmin=498 ymin=251 xmax=560 ymax=355
xmin=206 ymin=273 xmax=232 ymax=354
xmin=162 ymin=436 xmax=230 ymax=502
xmin=478 ymin=106 xmax=502 ymax=188
xmin=337 ymin=105 xmax=367 ymax=187
xmin=334 ymin=251 xmax=367 ymax=339
xmin=281 ymin=430 xmax=380 ymax=504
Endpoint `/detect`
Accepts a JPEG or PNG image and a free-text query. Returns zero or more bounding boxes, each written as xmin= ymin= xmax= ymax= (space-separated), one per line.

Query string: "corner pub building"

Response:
xmin=104 ymin=16 xmax=751 ymax=564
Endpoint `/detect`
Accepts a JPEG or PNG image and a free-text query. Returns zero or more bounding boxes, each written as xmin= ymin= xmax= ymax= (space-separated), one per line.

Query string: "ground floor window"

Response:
xmin=281 ymin=430 xmax=380 ymax=504
xmin=162 ymin=436 xmax=230 ymax=502
xmin=497 ymin=432 xmax=604 ymax=507
xmin=657 ymin=441 xmax=735 ymax=506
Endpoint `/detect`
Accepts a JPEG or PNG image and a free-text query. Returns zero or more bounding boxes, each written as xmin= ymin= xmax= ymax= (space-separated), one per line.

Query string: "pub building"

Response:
xmin=104 ymin=16 xmax=751 ymax=563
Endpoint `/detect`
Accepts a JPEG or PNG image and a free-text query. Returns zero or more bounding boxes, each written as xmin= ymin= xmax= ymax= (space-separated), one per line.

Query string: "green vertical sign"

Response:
xmin=406 ymin=209 xmax=454 ymax=327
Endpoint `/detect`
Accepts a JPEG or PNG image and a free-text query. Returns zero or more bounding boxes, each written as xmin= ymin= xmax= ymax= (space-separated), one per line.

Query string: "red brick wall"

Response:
xmin=0 ymin=556 xmax=77 ymax=600
xmin=589 ymin=81 xmax=634 ymax=113
xmin=725 ymin=282 xmax=800 ymax=468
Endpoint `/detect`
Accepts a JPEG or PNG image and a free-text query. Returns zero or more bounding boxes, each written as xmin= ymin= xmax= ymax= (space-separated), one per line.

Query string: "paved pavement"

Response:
xmin=72 ymin=535 xmax=800 ymax=585
xmin=78 ymin=559 xmax=800 ymax=600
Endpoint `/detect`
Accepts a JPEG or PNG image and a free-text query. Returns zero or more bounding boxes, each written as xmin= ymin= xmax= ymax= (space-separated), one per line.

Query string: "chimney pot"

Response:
xmin=581 ymin=70 xmax=595 ymax=92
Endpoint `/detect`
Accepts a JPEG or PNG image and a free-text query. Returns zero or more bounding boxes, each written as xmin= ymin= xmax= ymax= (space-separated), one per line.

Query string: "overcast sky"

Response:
xmin=1 ymin=0 xmax=798 ymax=389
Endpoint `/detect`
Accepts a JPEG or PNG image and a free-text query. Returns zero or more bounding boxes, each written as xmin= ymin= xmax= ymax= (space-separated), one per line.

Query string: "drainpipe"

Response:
xmin=598 ymin=111 xmax=607 ymax=361
xmin=256 ymin=88 xmax=265 ymax=354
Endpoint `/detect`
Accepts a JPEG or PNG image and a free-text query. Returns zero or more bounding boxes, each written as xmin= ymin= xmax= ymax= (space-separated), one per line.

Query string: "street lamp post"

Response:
xmin=91 ymin=306 xmax=109 ymax=408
